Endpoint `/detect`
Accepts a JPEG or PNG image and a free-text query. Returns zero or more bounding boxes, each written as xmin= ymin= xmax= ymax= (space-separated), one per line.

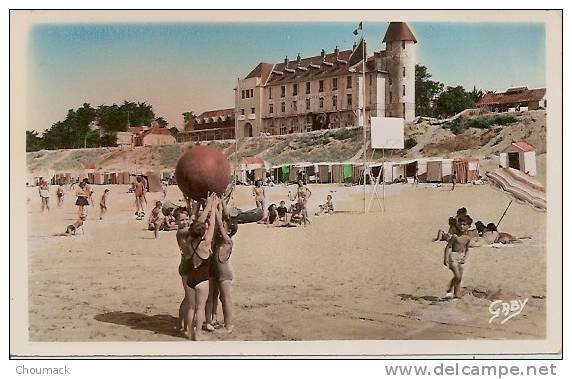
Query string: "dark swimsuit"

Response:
xmin=186 ymin=238 xmax=212 ymax=289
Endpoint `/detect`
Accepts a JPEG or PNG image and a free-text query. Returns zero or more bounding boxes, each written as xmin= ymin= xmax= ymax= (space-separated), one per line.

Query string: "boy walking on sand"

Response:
xmin=443 ymin=215 xmax=472 ymax=299
xmin=99 ymin=189 xmax=110 ymax=220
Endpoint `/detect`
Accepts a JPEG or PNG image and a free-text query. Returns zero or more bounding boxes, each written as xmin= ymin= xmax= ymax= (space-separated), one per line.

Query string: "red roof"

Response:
xmin=142 ymin=127 xmax=173 ymax=136
xmin=197 ymin=108 xmax=234 ymax=119
xmin=478 ymin=88 xmax=546 ymax=107
xmin=243 ymin=156 xmax=265 ymax=165
xmin=383 ymin=22 xmax=418 ymax=43
xmin=245 ymin=63 xmax=275 ymax=84
xmin=511 ymin=141 xmax=536 ymax=152
xmin=83 ymin=162 xmax=96 ymax=169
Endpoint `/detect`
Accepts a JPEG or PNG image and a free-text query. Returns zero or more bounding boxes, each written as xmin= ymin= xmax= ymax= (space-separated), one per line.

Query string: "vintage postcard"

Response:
xmin=10 ymin=10 xmax=562 ymax=357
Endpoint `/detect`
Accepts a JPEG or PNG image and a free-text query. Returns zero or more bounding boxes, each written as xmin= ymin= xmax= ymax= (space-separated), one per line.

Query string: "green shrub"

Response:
xmin=448 ymin=117 xmax=465 ymax=135
xmin=404 ymin=137 xmax=418 ymax=149
xmin=493 ymin=114 xmax=517 ymax=125
xmin=466 ymin=117 xmax=492 ymax=129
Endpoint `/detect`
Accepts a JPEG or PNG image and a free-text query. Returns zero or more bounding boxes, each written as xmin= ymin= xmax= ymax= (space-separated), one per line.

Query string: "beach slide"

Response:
xmin=486 ymin=168 xmax=546 ymax=211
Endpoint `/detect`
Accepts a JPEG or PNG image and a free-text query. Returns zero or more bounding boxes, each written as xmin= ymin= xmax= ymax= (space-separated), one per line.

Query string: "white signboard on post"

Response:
xmin=370 ymin=117 xmax=405 ymax=149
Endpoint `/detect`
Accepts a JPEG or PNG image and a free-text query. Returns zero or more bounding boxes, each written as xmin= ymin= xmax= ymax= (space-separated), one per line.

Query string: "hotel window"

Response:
xmin=332 ymin=78 xmax=338 ymax=90
xmin=347 ymin=94 xmax=352 ymax=108
xmin=390 ymin=92 xmax=393 ymax=103
xmin=333 ymin=95 xmax=338 ymax=108
xmin=319 ymin=97 xmax=324 ymax=108
xmin=241 ymin=109 xmax=245 ymax=116
xmin=388 ymin=77 xmax=392 ymax=86
xmin=402 ymin=85 xmax=406 ymax=97
xmin=402 ymin=67 xmax=406 ymax=77
xmin=306 ymin=82 xmax=311 ymax=94
xmin=347 ymin=76 xmax=352 ymax=88
xmin=281 ymin=86 xmax=285 ymax=97
xmin=293 ymin=83 xmax=298 ymax=96
xmin=241 ymin=90 xmax=245 ymax=99
xmin=319 ymin=80 xmax=324 ymax=92
xmin=250 ymin=89 xmax=254 ymax=98
xmin=402 ymin=41 xmax=406 ymax=49
xmin=251 ymin=107 xmax=255 ymax=114
xmin=292 ymin=100 xmax=297 ymax=111
xmin=269 ymin=104 xmax=274 ymax=114
xmin=402 ymin=103 xmax=406 ymax=116
xmin=281 ymin=102 xmax=286 ymax=112
xmin=306 ymin=98 xmax=310 ymax=110
xmin=280 ymin=124 xmax=286 ymax=135
xmin=269 ymin=88 xmax=272 ymax=99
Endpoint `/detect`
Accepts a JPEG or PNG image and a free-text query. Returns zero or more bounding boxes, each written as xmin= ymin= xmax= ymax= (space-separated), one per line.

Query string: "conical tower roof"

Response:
xmin=382 ymin=22 xmax=417 ymax=43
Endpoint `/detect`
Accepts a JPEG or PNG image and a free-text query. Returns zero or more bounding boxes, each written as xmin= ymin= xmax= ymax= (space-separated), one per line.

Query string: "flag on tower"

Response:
xmin=348 ymin=37 xmax=365 ymax=67
xmin=353 ymin=21 xmax=362 ymax=35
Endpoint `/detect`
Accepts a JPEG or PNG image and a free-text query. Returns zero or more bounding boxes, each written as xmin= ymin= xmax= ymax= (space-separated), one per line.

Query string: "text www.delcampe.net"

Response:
xmin=384 ymin=362 xmax=557 ymax=378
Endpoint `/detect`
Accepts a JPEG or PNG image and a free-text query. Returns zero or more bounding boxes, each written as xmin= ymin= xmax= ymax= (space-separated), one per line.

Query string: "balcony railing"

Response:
xmin=238 ymin=115 xmax=246 ymax=121
xmin=248 ymin=113 xmax=256 ymax=120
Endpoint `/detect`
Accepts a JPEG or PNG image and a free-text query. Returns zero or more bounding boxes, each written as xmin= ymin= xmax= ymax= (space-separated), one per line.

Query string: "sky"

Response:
xmin=28 ymin=21 xmax=545 ymax=132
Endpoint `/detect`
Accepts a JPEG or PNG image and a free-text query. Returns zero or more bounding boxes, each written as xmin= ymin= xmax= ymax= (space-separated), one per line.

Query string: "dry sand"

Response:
xmin=26 ymin=181 xmax=546 ymax=342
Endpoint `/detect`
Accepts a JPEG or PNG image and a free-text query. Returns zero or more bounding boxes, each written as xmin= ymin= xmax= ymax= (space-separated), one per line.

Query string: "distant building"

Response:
xmin=477 ymin=87 xmax=547 ymax=112
xmin=235 ymin=21 xmax=418 ymax=138
xmin=500 ymin=141 xmax=537 ymax=177
xmin=178 ymin=108 xmax=235 ymax=142
xmin=139 ymin=127 xmax=176 ymax=146
xmin=116 ymin=131 xmax=134 ymax=150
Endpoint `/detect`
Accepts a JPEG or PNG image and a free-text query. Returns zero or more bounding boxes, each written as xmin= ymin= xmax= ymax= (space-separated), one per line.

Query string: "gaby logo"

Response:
xmin=489 ymin=298 xmax=528 ymax=324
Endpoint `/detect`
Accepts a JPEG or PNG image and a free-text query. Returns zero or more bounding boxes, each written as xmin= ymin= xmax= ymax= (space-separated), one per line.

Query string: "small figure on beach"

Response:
xmin=56 ymin=182 xmax=65 ymax=207
xmin=295 ymin=180 xmax=312 ymax=225
xmin=134 ymin=176 xmax=146 ymax=219
xmin=258 ymin=203 xmax=278 ymax=225
xmin=443 ymin=214 xmax=472 ymax=299
xmin=75 ymin=181 xmax=90 ymax=218
xmin=148 ymin=201 xmax=166 ymax=238
xmin=252 ymin=179 xmax=266 ymax=211
xmin=83 ymin=178 xmax=94 ymax=205
xmin=451 ymin=171 xmax=457 ymax=191
xmin=38 ymin=180 xmax=50 ymax=212
xmin=276 ymin=200 xmax=288 ymax=222
xmin=99 ymin=189 xmax=109 ymax=220
xmin=315 ymin=194 xmax=334 ymax=216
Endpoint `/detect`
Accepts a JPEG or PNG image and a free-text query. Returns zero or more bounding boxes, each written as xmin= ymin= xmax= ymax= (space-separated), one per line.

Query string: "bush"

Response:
xmin=448 ymin=117 xmax=465 ymax=135
xmin=404 ymin=137 xmax=418 ymax=149
xmin=466 ymin=117 xmax=492 ymax=130
xmin=493 ymin=114 xmax=517 ymax=125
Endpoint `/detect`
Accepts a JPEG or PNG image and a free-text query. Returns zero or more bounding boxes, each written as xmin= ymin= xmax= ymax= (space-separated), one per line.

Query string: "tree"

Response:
xmin=415 ymin=64 xmax=443 ymax=117
xmin=434 ymin=86 xmax=475 ymax=118
xmin=154 ymin=117 xmax=169 ymax=128
xmin=26 ymin=130 xmax=43 ymax=152
xmin=468 ymin=86 xmax=484 ymax=104
xmin=182 ymin=111 xmax=196 ymax=125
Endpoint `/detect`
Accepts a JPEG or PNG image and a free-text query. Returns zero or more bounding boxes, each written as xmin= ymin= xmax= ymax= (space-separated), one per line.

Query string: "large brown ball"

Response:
xmin=175 ymin=145 xmax=231 ymax=200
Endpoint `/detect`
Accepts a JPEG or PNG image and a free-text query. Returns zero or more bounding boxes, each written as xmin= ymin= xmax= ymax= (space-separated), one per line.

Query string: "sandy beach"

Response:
xmin=26 ymin=181 xmax=546 ymax=342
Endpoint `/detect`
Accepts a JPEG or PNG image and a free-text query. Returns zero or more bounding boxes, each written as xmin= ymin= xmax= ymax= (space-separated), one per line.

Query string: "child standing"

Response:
xmin=99 ymin=189 xmax=110 ymax=220
xmin=443 ymin=215 xmax=472 ymax=299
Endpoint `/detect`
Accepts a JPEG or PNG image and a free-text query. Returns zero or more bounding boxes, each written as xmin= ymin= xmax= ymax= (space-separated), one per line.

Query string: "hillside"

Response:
xmin=26 ymin=110 xmax=546 ymax=174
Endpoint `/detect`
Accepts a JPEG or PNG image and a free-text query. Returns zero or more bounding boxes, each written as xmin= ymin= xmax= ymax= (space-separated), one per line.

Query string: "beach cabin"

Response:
xmin=453 ymin=157 xmax=480 ymax=184
xmin=294 ymin=162 xmax=319 ymax=183
xmin=239 ymin=156 xmax=269 ymax=183
xmin=145 ymin=171 xmax=162 ymax=192
xmin=316 ymin=162 xmax=332 ymax=183
xmin=499 ymin=141 xmax=537 ymax=177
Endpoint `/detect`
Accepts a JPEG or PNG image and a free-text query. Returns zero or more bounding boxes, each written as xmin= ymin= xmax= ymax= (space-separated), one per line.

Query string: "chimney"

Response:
xmin=320 ymin=49 xmax=325 ymax=59
xmin=296 ymin=53 xmax=301 ymax=65
xmin=284 ymin=56 xmax=289 ymax=65
xmin=334 ymin=46 xmax=339 ymax=57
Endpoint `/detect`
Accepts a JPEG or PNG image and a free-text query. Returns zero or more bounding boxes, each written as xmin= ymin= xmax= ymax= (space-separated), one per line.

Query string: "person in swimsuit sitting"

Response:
xmin=177 ymin=194 xmax=218 ymax=340
xmin=433 ymin=217 xmax=459 ymax=242
xmin=148 ymin=201 xmax=166 ymax=239
xmin=443 ymin=215 xmax=472 ymax=299
xmin=276 ymin=200 xmax=288 ymax=222
xmin=206 ymin=201 xmax=237 ymax=333
xmin=258 ymin=203 xmax=278 ymax=225
xmin=315 ymin=194 xmax=334 ymax=216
